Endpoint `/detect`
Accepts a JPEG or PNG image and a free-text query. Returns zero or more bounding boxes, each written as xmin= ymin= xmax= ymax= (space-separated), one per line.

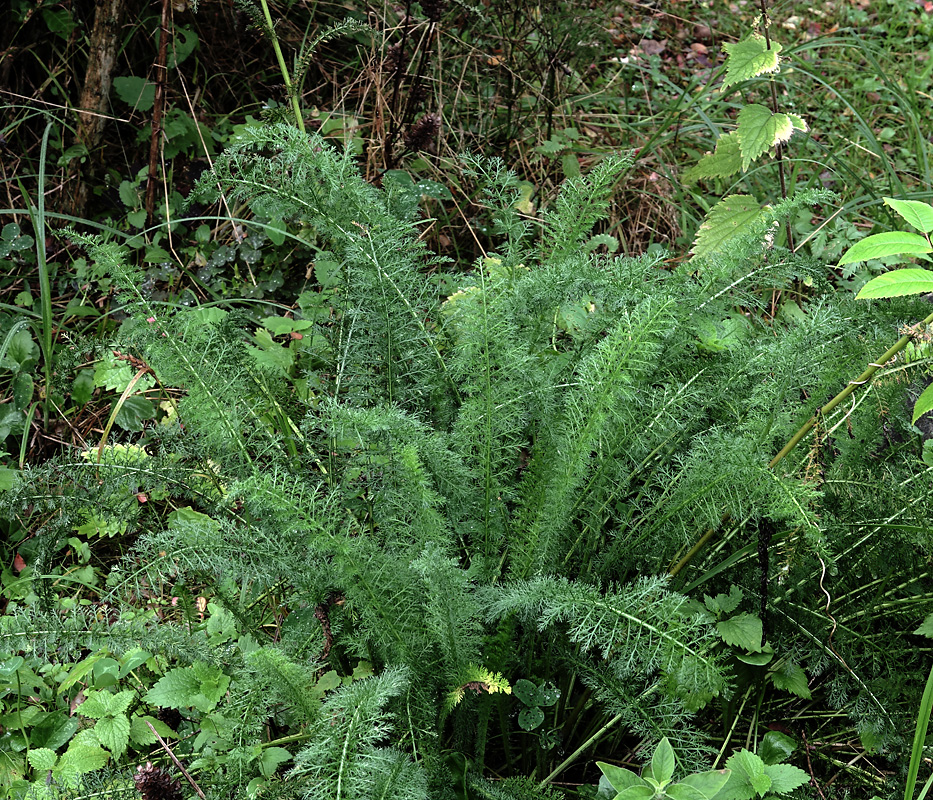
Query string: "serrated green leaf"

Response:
xmin=112 ymin=76 xmax=155 ymax=111
xmin=683 ymin=131 xmax=743 ymax=185
xmin=679 ymin=769 xmax=731 ymax=799
xmin=691 ymin=195 xmax=763 ymax=258
xmin=787 ymin=114 xmax=808 ymax=132
xmin=716 ymin=612 xmax=763 ymax=652
xmin=722 ymin=35 xmax=781 ymax=90
xmin=598 ymin=762 xmax=646 ymax=792
xmin=736 ymin=105 xmax=794 ymax=171
xmin=27 ymin=748 xmax=58 ymax=772
xmin=585 ymin=233 xmax=620 ymax=253
xmin=71 ymin=370 xmax=95 ymax=406
xmin=93 ymin=715 xmax=130 ymax=759
xmin=561 ymin=153 xmax=582 ymax=179
xmin=726 ymin=750 xmax=770 ymax=798
xmin=6 ymin=328 xmax=38 ymax=370
xmin=75 ymin=691 xmax=109 ymax=720
xmin=912 ymin=382 xmax=933 ymax=424
xmin=763 ymin=763 xmax=809 ymax=794
xmin=758 ymin=731 xmax=796 ymax=765
xmin=55 ymin=742 xmax=109 ymax=776
xmin=118 ymin=180 xmax=139 ymax=208
xmin=884 ymin=197 xmax=933 ymax=233
xmin=647 ymin=737 xmax=675 ymax=784
xmin=130 ymin=714 xmax=175 ymax=745
xmin=145 ymin=667 xmax=201 ymax=709
xmin=109 ymin=690 xmax=134 ymax=716
xmin=914 ymin=613 xmax=933 ymax=638
xmin=855 ymin=268 xmax=933 ymax=299
xmin=704 ymin=585 xmax=743 ymax=616
xmin=770 ymin=662 xmax=810 ymax=698
xmin=840 ymin=232 xmax=933 ymax=266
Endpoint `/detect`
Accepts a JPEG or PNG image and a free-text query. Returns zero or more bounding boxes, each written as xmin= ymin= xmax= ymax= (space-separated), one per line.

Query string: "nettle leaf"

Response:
xmin=763 ymin=762 xmax=809 ymax=794
xmin=27 ymin=748 xmax=58 ymax=772
xmin=114 ymin=395 xmax=156 ymax=432
xmin=683 ymin=131 xmax=743 ymax=185
xmin=770 ymin=661 xmax=811 ymax=698
xmin=912 ymin=382 xmax=933 ymax=425
xmin=112 ymin=75 xmax=155 ymax=111
xmin=93 ymin=714 xmax=130 ymax=759
xmin=722 ymin=35 xmax=781 ymax=90
xmin=259 ymin=746 xmax=292 ymax=778
xmin=856 ymin=268 xmax=933 ymax=299
xmin=704 ymin=585 xmax=743 ymax=616
xmin=914 ymin=613 xmax=933 ymax=638
xmin=145 ymin=666 xmax=201 ymax=709
xmin=691 ymin=195 xmax=763 ymax=257
xmin=839 ymin=232 xmax=933 ymax=266
xmin=716 ymin=612 xmax=763 ymax=652
xmin=130 ymin=714 xmax=175 ymax=745
xmin=884 ymin=197 xmax=933 ymax=233
xmin=736 ymin=105 xmax=795 ymax=171
xmin=55 ymin=742 xmax=109 ymax=777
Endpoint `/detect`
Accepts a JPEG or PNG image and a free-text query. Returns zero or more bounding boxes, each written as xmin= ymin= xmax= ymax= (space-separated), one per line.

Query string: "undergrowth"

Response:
xmin=2 ymin=1 xmax=933 ymax=799
xmin=0 ymin=117 xmax=931 ymax=798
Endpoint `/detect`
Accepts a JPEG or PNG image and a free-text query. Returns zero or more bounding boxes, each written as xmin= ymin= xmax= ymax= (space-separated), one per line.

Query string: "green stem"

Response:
xmin=674 ymin=306 xmax=933 ymax=575
xmin=905 ymin=659 xmax=933 ymax=800
xmin=29 ymin=123 xmax=55 ymax=429
xmin=769 ymin=307 xmax=933 ymax=470
xmin=539 ymin=712 xmax=623 ymax=788
xmin=257 ymin=0 xmax=305 ymax=132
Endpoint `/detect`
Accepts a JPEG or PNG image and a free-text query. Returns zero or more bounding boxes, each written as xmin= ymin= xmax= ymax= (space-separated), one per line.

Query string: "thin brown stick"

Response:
xmin=145 ymin=721 xmax=207 ymax=800
xmin=145 ymin=0 xmax=171 ymax=227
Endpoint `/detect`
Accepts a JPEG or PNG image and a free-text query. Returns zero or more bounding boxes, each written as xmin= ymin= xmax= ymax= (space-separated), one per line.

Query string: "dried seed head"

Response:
xmin=420 ymin=0 xmax=447 ymax=22
xmin=134 ymin=762 xmax=184 ymax=800
xmin=408 ymin=82 xmax=429 ymax=110
xmin=404 ymin=113 xmax=441 ymax=152
xmin=384 ymin=43 xmax=406 ymax=72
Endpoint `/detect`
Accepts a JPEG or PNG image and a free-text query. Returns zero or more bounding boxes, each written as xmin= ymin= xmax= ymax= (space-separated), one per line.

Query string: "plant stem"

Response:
xmin=905 ymin=659 xmax=933 ymax=800
xmin=757 ymin=0 xmax=794 ymax=250
xmin=145 ymin=0 xmax=171 ymax=227
xmin=675 ymin=306 xmax=933 ymax=574
xmin=32 ymin=123 xmax=54 ymax=430
xmin=769 ymin=309 xmax=933 ymax=469
xmin=539 ymin=712 xmax=622 ymax=788
xmin=257 ymin=0 xmax=305 ymax=131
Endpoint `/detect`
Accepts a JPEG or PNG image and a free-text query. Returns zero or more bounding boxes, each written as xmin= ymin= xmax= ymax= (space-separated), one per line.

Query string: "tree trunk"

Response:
xmin=76 ymin=0 xmax=127 ymax=151
xmin=70 ymin=0 xmax=129 ymax=214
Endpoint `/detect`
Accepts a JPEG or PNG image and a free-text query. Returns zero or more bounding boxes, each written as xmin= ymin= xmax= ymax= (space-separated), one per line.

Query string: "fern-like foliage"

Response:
xmin=488 ymin=576 xmax=728 ymax=711
xmin=288 ymin=667 xmax=425 ymax=800
xmin=4 ymin=127 xmax=932 ymax=798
